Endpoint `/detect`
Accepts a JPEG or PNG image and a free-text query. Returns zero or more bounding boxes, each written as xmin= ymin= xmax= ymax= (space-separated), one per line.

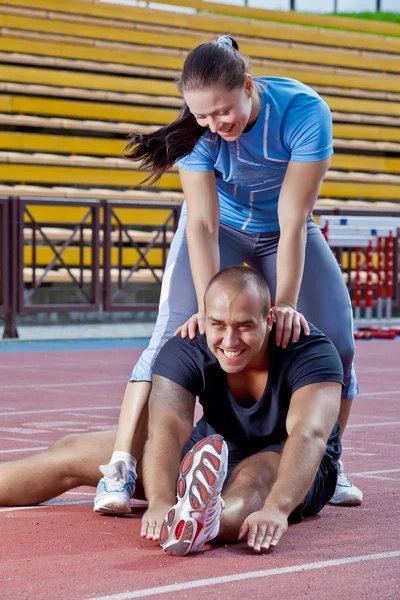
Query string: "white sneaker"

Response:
xmin=93 ymin=460 xmax=137 ymax=514
xmin=160 ymin=434 xmax=228 ymax=556
xmin=329 ymin=460 xmax=363 ymax=506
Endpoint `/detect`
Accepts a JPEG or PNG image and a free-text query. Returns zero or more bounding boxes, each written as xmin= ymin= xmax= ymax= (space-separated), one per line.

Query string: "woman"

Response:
xmin=94 ymin=35 xmax=361 ymax=514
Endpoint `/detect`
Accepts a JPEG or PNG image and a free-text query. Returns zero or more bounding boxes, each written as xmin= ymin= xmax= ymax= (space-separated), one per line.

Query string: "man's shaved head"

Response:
xmin=204 ymin=266 xmax=271 ymax=317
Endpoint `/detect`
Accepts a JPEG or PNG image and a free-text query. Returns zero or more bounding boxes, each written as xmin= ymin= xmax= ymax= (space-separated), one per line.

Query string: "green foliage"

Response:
xmin=330 ymin=12 xmax=400 ymax=24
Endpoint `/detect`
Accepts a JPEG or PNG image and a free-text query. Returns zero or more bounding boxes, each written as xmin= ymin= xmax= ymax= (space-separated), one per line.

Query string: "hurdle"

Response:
xmin=319 ymin=216 xmax=399 ymax=339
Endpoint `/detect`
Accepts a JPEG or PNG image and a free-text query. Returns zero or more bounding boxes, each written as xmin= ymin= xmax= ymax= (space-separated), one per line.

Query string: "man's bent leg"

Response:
xmin=217 ymin=451 xmax=281 ymax=543
xmin=0 ymin=430 xmax=116 ymax=506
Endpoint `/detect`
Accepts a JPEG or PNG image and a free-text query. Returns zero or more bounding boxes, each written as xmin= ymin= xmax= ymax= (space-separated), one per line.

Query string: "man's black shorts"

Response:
xmin=182 ymin=425 xmax=338 ymax=523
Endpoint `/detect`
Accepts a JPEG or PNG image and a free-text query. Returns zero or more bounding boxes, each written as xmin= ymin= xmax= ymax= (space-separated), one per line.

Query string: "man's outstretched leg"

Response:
xmin=154 ymin=436 xmax=281 ymax=556
xmin=158 ymin=434 xmax=229 ymax=557
xmin=0 ymin=430 xmax=116 ymax=506
xmin=217 ymin=451 xmax=281 ymax=549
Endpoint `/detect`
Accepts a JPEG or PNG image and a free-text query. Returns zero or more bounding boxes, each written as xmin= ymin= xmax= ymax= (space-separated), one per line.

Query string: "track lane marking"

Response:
xmin=349 ymin=414 xmax=397 ymax=420
xmin=88 ymin=551 xmax=400 ymax=600
xmin=348 ymin=468 xmax=400 ymax=476
xmin=0 ymin=379 xmax=126 ymax=390
xmin=0 ymin=436 xmax=52 ymax=444
xmin=347 ymin=421 xmax=400 ymax=428
xmin=0 ymin=500 xmax=92 ymax=512
xmin=0 ymin=405 xmax=120 ymax=416
xmin=0 ymin=446 xmax=47 ymax=454
xmin=351 ymin=475 xmax=400 ymax=481
xmin=359 ymin=390 xmax=400 ymax=397
xmin=352 ymin=441 xmax=400 ymax=448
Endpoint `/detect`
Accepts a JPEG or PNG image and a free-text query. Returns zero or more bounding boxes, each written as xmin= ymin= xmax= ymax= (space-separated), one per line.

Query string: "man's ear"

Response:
xmin=266 ymin=309 xmax=273 ymax=332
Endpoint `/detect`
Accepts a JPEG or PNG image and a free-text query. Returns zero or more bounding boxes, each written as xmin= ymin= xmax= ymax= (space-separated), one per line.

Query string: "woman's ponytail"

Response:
xmin=124 ymin=105 xmax=204 ymax=185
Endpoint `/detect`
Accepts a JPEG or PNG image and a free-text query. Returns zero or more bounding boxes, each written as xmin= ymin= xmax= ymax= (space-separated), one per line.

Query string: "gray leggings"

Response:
xmin=130 ymin=207 xmax=358 ymax=399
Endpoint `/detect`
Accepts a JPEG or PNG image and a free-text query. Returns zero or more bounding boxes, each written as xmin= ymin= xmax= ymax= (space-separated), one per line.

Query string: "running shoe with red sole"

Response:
xmin=160 ymin=434 xmax=228 ymax=556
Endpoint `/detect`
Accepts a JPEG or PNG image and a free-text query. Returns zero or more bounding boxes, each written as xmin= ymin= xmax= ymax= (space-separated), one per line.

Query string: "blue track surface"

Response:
xmin=0 ymin=338 xmax=150 ymax=352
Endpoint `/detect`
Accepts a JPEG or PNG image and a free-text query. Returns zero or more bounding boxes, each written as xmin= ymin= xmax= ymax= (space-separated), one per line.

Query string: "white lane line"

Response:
xmin=4 ymin=387 xmax=124 ymax=401
xmin=0 ymin=378 xmax=126 ymax=390
xmin=0 ymin=506 xmax=50 ymax=513
xmin=351 ymin=475 xmax=400 ymax=482
xmin=346 ymin=421 xmax=400 ymax=428
xmin=88 ymin=551 xmax=400 ymax=600
xmin=359 ymin=390 xmax=400 ymax=397
xmin=0 ymin=436 xmax=53 ymax=444
xmin=65 ymin=491 xmax=95 ymax=496
xmin=0 ymin=500 xmax=92 ymax=513
xmin=355 ymin=441 xmax=400 ymax=448
xmin=0 ymin=405 xmax=120 ymax=416
xmin=357 ymin=368 xmax=400 ymax=373
xmin=349 ymin=415 xmax=397 ymax=421
xmin=348 ymin=468 xmax=400 ymax=476
xmin=0 ymin=446 xmax=47 ymax=454
xmin=64 ymin=412 xmax=117 ymax=420
xmin=341 ymin=451 xmax=376 ymax=457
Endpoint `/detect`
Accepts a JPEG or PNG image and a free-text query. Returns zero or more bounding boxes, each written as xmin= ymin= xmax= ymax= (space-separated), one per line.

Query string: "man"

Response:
xmin=140 ymin=265 xmax=342 ymax=555
xmin=0 ymin=266 xmax=343 ymax=555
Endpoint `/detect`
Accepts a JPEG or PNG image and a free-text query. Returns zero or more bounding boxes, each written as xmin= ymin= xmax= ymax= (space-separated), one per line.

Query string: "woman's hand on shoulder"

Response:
xmin=271 ymin=303 xmax=310 ymax=349
xmin=174 ymin=311 xmax=206 ymax=340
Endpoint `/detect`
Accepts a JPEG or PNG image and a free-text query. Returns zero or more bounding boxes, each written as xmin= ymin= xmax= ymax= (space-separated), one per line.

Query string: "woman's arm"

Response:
xmin=178 ymin=168 xmax=220 ymax=336
xmin=275 ymin=158 xmax=330 ymax=347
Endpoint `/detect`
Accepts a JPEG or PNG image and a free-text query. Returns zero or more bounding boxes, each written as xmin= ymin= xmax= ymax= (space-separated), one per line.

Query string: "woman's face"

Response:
xmin=183 ymin=76 xmax=258 ymax=142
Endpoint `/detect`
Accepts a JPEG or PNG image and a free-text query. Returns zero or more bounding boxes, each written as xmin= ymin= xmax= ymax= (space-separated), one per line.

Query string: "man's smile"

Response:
xmin=220 ymin=348 xmax=245 ymax=359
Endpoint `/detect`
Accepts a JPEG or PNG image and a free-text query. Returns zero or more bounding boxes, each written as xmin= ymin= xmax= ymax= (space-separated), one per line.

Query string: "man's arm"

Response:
xmin=239 ymin=380 xmax=340 ymax=551
xmin=141 ymin=374 xmax=195 ymax=540
xmin=267 ymin=381 xmax=341 ymax=514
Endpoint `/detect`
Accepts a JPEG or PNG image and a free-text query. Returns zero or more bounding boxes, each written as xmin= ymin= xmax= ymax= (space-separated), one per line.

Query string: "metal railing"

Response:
xmin=0 ymin=197 xmax=181 ymax=338
xmin=103 ymin=200 xmax=181 ymax=311
xmin=1 ymin=199 xmax=399 ymax=338
xmin=0 ymin=199 xmax=9 ymax=320
xmin=18 ymin=198 xmax=102 ymax=315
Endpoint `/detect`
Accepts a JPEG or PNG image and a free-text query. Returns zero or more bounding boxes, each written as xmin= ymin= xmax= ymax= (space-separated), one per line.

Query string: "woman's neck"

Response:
xmin=248 ymin=88 xmax=261 ymax=128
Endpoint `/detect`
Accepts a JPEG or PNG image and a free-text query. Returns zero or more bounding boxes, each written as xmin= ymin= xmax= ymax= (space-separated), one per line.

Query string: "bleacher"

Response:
xmin=1 ymin=0 xmax=400 ymax=297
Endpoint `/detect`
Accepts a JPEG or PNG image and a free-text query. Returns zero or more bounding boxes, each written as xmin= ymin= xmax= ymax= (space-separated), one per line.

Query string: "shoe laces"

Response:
xmin=99 ymin=460 xmax=135 ymax=485
xmin=336 ymin=460 xmax=353 ymax=486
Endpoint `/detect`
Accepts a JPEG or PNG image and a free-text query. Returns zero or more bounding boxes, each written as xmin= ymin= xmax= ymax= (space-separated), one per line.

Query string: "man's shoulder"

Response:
xmin=273 ymin=321 xmax=343 ymax=391
xmin=271 ymin=322 xmax=340 ymax=370
xmin=153 ymin=334 xmax=216 ymax=397
xmin=158 ymin=333 xmax=213 ymax=363
xmin=289 ymin=322 xmax=336 ymax=352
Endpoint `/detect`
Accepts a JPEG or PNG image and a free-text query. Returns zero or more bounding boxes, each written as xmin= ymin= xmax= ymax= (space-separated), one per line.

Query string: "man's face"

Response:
xmin=205 ymin=284 xmax=272 ymax=374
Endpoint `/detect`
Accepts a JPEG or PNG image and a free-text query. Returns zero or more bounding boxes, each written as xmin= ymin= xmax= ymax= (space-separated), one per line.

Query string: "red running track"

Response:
xmin=0 ymin=342 xmax=399 ymax=599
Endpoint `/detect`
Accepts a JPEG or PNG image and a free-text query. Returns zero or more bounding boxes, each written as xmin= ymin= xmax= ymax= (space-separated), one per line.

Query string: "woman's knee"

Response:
xmin=48 ymin=432 xmax=108 ymax=485
xmin=47 ymin=434 xmax=85 ymax=481
xmin=49 ymin=433 xmax=83 ymax=456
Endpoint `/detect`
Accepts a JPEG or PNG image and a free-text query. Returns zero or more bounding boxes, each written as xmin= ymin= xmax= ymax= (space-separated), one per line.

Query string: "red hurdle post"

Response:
xmin=365 ymin=240 xmax=373 ymax=321
xmin=354 ymin=246 xmax=362 ymax=321
xmin=322 ymin=220 xmax=329 ymax=242
xmin=376 ymin=237 xmax=384 ymax=321
xmin=386 ymin=231 xmax=394 ymax=321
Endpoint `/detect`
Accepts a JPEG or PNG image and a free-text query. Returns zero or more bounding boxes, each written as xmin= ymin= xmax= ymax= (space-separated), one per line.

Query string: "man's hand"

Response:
xmin=174 ymin=311 xmax=206 ymax=339
xmin=141 ymin=504 xmax=172 ymax=541
xmin=238 ymin=504 xmax=289 ymax=552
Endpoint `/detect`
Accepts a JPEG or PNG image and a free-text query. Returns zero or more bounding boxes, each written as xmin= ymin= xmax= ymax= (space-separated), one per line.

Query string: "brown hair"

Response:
xmin=124 ymin=36 xmax=249 ymax=184
xmin=204 ymin=265 xmax=271 ymax=318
